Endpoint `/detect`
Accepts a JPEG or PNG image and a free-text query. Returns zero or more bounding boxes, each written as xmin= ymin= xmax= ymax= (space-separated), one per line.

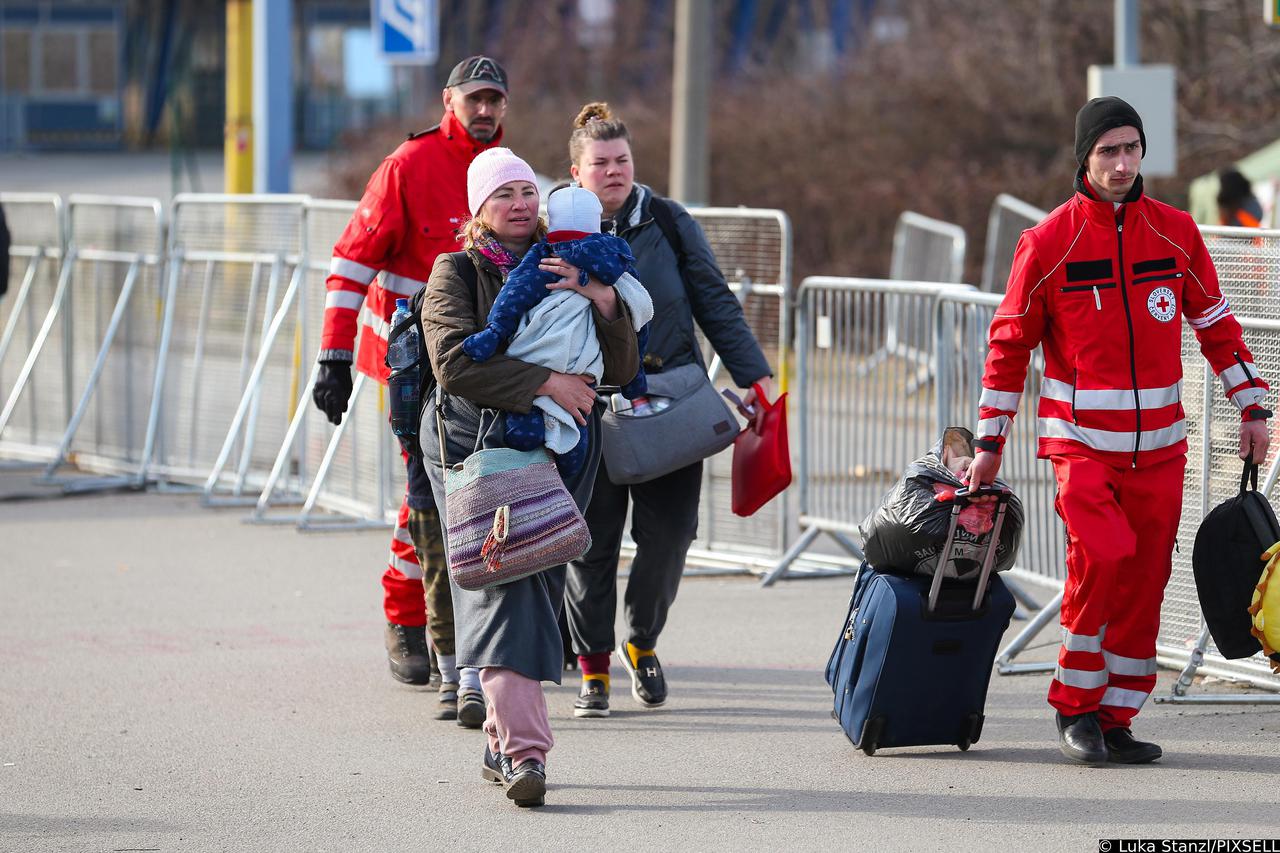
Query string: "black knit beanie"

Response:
xmin=1074 ymin=96 xmax=1146 ymax=166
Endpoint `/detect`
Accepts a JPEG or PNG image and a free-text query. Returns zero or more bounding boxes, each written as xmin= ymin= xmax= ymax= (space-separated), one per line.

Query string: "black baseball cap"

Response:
xmin=445 ymin=56 xmax=508 ymax=97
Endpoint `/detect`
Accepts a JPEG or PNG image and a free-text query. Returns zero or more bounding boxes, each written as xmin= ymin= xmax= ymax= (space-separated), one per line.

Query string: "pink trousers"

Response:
xmin=479 ymin=667 xmax=554 ymax=766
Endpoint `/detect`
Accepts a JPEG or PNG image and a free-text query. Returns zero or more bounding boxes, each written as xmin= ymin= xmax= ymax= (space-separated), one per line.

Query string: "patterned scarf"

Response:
xmin=473 ymin=230 xmax=524 ymax=277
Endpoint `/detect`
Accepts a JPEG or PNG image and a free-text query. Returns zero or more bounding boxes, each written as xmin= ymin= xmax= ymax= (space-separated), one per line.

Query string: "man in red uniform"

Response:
xmin=312 ymin=56 xmax=510 ymax=725
xmin=968 ymin=97 xmax=1271 ymax=765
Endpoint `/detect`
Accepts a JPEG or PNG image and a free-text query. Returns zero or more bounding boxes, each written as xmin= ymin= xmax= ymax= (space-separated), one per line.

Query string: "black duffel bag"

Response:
xmin=1192 ymin=460 xmax=1280 ymax=659
xmin=858 ymin=427 xmax=1023 ymax=579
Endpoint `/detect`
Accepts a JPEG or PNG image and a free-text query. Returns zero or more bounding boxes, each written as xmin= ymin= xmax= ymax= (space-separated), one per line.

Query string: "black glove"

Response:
xmin=313 ymin=361 xmax=353 ymax=425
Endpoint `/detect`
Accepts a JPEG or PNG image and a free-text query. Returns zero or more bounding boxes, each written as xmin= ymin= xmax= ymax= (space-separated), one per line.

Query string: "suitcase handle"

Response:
xmin=926 ymin=486 xmax=1012 ymax=614
xmin=934 ymin=484 xmax=1011 ymax=505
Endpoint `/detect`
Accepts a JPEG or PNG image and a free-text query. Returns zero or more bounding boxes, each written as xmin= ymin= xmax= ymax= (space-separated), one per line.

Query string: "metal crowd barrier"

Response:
xmin=762 ymin=277 xmax=975 ymax=585
xmin=251 ymin=198 xmax=347 ymax=524
xmin=140 ymin=194 xmax=308 ymax=501
xmin=678 ymin=207 xmax=793 ymax=572
xmin=873 ymin=212 xmax=967 ymax=393
xmin=0 ymin=192 xmax=67 ymax=465
xmin=286 ymin=198 xmax=402 ymax=530
xmin=40 ymin=195 xmax=166 ymax=490
xmin=979 ymin=194 xmax=1046 ymax=292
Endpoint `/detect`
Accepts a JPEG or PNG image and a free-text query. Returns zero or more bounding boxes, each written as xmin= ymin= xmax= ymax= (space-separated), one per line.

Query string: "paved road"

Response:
xmin=0 ymin=151 xmax=335 ymax=201
xmin=2 ymin=473 xmax=1279 ymax=852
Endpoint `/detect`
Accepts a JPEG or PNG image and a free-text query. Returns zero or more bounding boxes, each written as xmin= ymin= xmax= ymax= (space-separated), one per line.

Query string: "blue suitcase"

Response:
xmin=825 ymin=487 xmax=1017 ymax=755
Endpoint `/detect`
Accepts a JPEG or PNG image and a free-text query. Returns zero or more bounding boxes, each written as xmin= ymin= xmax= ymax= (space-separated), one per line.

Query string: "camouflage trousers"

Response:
xmin=408 ymin=505 xmax=455 ymax=655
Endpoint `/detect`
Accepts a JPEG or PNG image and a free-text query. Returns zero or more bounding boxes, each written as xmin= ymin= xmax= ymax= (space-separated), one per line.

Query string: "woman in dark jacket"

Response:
xmin=562 ymin=103 xmax=773 ymax=718
xmin=419 ymin=147 xmax=639 ymax=807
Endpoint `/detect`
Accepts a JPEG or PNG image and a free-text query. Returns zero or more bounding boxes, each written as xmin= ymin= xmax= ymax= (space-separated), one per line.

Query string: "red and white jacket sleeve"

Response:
xmin=1181 ymin=224 xmax=1270 ymax=420
xmin=975 ymin=234 xmax=1049 ymax=454
xmin=317 ymin=158 xmax=407 ymax=363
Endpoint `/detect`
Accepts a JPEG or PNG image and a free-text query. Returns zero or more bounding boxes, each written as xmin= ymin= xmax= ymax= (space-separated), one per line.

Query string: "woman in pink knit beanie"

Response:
xmin=418 ymin=147 xmax=641 ymax=808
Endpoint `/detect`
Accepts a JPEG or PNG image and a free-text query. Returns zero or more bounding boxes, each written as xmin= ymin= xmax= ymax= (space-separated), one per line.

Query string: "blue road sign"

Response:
xmin=372 ymin=0 xmax=439 ymax=65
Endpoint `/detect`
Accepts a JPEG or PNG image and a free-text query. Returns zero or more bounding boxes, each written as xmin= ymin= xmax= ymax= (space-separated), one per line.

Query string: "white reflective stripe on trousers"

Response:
xmin=1055 ymin=665 xmax=1109 ymax=690
xmin=1062 ymin=626 xmax=1105 ymax=653
xmin=1100 ymin=686 xmax=1149 ymax=709
xmin=1103 ymin=651 xmax=1158 ymax=677
xmin=389 ymin=552 xmax=422 ymax=579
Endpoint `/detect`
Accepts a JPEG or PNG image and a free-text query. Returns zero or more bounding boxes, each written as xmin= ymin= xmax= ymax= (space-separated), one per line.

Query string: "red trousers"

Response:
xmin=383 ymin=446 xmax=448 ymax=631
xmin=1048 ymin=453 xmax=1185 ymax=730
xmin=384 ymin=496 xmax=426 ymax=626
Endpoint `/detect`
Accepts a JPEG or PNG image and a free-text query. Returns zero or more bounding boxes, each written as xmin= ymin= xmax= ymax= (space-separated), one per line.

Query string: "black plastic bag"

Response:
xmin=858 ymin=428 xmax=1023 ymax=579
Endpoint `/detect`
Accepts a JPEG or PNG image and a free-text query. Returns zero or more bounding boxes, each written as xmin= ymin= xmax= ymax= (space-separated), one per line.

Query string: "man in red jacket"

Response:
xmin=311 ymin=56 xmax=510 ymax=726
xmin=967 ymin=97 xmax=1271 ymax=765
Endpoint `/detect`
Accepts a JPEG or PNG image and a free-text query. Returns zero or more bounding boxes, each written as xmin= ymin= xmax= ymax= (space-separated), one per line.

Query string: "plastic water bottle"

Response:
xmin=387 ymin=298 xmax=420 ymax=436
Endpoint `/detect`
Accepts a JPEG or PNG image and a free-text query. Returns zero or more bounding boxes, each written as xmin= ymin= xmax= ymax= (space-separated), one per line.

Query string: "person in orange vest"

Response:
xmin=312 ymin=56 xmax=510 ymax=727
xmin=968 ymin=97 xmax=1271 ymax=765
xmin=1217 ymin=168 xmax=1264 ymax=228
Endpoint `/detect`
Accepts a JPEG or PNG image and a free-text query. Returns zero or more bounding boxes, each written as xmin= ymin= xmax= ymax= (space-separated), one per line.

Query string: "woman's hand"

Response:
xmin=741 ymin=376 xmax=775 ymax=416
xmin=540 ymin=257 xmax=620 ymax=320
xmin=536 ymin=372 xmax=597 ymax=426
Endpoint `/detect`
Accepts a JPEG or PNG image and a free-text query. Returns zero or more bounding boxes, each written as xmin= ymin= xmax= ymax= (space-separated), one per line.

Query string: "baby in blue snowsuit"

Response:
xmin=463 ymin=187 xmax=650 ymax=476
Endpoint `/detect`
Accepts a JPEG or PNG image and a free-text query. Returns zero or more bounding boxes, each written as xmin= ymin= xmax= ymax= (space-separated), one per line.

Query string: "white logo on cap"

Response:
xmin=1147 ymin=286 xmax=1177 ymax=322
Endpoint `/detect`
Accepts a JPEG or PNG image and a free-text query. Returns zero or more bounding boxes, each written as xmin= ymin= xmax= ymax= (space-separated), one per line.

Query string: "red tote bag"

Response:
xmin=731 ymin=383 xmax=792 ymax=517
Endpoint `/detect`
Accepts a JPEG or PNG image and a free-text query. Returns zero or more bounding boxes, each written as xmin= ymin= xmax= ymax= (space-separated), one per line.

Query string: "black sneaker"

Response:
xmin=616 ymin=642 xmax=667 ymax=708
xmin=506 ymin=759 xmax=546 ymax=807
xmin=1104 ymin=727 xmax=1162 ymax=764
xmin=481 ymin=746 xmax=511 ymax=785
xmin=573 ymin=677 xmax=610 ymax=718
xmin=385 ymin=622 xmax=432 ymax=685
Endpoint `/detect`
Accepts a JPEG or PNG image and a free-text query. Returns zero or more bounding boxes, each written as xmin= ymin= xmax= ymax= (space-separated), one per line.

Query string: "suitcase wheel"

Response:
xmin=957 ymin=712 xmax=984 ymax=751
xmin=860 ymin=716 xmax=886 ymax=756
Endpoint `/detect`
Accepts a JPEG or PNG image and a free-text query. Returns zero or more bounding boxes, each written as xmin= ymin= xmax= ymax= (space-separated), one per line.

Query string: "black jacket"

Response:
xmin=607 ymin=184 xmax=771 ymax=388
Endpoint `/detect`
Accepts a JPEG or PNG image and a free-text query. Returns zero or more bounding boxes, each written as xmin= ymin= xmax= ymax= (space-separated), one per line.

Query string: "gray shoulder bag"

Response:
xmin=599 ymin=197 xmax=738 ymax=484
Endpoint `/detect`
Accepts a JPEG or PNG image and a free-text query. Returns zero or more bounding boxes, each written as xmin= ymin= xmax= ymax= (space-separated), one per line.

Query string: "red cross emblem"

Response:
xmin=1147 ymin=287 xmax=1176 ymax=322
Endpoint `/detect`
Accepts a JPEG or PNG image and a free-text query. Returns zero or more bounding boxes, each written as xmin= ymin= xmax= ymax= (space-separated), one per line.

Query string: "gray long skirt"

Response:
xmin=419 ymin=391 xmax=601 ymax=684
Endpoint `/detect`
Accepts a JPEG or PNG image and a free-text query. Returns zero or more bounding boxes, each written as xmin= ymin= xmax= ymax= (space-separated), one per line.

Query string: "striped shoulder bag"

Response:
xmin=436 ymin=403 xmax=592 ymax=591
